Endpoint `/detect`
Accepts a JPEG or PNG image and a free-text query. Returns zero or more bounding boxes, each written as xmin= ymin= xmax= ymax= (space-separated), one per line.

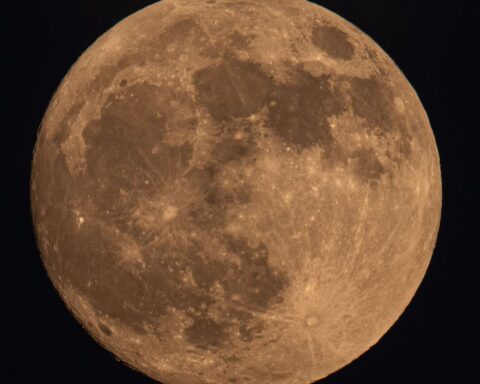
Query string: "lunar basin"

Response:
xmin=31 ymin=0 xmax=442 ymax=383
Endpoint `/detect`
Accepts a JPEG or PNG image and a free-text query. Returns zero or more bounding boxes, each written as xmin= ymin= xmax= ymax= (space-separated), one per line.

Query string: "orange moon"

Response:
xmin=31 ymin=0 xmax=441 ymax=383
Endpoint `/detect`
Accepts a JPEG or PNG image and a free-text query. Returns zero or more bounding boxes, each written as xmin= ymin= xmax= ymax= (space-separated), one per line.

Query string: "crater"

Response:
xmin=98 ymin=322 xmax=113 ymax=335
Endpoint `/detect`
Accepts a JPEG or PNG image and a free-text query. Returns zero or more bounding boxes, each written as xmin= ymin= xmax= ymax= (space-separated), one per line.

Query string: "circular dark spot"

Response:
xmin=119 ymin=79 xmax=128 ymax=87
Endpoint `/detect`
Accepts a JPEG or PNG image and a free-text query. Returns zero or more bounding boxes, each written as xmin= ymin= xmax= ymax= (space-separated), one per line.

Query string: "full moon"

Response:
xmin=31 ymin=0 xmax=442 ymax=383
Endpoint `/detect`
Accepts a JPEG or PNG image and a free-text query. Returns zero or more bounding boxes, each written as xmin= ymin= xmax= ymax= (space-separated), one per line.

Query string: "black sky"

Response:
xmin=2 ymin=1 xmax=478 ymax=383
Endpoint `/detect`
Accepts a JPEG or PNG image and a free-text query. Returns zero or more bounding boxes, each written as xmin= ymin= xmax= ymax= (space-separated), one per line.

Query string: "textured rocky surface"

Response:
xmin=31 ymin=0 xmax=441 ymax=383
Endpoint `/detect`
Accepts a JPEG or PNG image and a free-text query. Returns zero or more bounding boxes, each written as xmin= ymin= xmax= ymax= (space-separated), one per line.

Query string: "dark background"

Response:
xmin=2 ymin=0 xmax=477 ymax=383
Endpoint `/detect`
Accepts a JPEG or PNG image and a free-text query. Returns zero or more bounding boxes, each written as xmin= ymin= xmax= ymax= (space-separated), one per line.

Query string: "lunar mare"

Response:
xmin=31 ymin=0 xmax=441 ymax=383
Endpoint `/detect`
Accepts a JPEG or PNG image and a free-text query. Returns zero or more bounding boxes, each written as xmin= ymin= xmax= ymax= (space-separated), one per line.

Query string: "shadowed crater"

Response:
xmin=98 ymin=322 xmax=113 ymax=336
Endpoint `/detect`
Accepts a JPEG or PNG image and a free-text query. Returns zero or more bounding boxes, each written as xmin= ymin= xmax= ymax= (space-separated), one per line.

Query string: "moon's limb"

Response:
xmin=31 ymin=1 xmax=441 ymax=383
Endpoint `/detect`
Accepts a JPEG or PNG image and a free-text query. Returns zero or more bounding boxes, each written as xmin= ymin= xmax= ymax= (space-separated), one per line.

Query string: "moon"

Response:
xmin=30 ymin=0 xmax=441 ymax=383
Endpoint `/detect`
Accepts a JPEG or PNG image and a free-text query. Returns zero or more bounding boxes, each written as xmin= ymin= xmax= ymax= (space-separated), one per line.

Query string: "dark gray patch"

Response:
xmin=234 ymin=184 xmax=252 ymax=205
xmin=213 ymin=138 xmax=249 ymax=164
xmin=224 ymin=355 xmax=241 ymax=363
xmin=311 ymin=25 xmax=354 ymax=60
xmin=184 ymin=316 xmax=230 ymax=349
xmin=190 ymin=257 xmax=229 ymax=290
xmin=222 ymin=236 xmax=288 ymax=309
xmin=269 ymin=372 xmax=295 ymax=380
xmin=267 ymin=71 xmax=348 ymax=152
xmin=155 ymin=18 xmax=203 ymax=61
xmin=349 ymin=77 xmax=412 ymax=157
xmin=350 ymin=148 xmax=385 ymax=183
xmin=350 ymin=77 xmax=395 ymax=131
xmin=192 ymin=118 xmax=255 ymax=212
xmin=184 ymin=166 xmax=230 ymax=231
xmin=204 ymin=183 xmax=252 ymax=207
xmin=193 ymin=55 xmax=273 ymax=121
xmin=211 ymin=118 xmax=257 ymax=164
xmin=118 ymin=79 xmax=127 ymax=87
xmin=228 ymin=30 xmax=255 ymax=50
xmin=83 ymin=82 xmax=167 ymax=157
xmin=238 ymin=316 xmax=263 ymax=342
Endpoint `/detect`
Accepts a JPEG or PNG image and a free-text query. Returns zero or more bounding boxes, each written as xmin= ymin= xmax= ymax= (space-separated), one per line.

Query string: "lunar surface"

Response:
xmin=31 ymin=0 xmax=442 ymax=383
